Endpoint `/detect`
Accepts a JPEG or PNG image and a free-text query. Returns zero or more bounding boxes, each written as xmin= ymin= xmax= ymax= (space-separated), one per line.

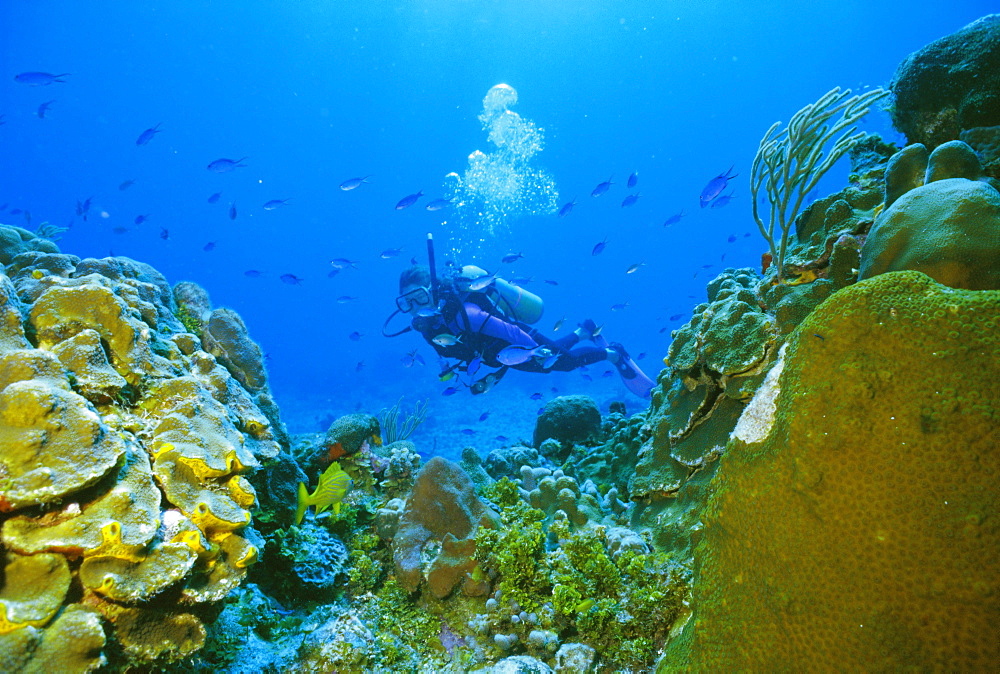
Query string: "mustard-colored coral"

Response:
xmin=670 ymin=271 xmax=1000 ymax=670
xmin=0 ymin=552 xmax=71 ymax=633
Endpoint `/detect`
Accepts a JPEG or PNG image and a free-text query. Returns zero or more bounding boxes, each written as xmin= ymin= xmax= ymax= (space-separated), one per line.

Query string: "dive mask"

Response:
xmin=395 ymin=286 xmax=431 ymax=313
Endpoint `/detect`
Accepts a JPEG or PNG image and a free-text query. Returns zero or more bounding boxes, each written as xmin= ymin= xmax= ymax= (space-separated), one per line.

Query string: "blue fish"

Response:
xmin=627 ymin=172 xmax=639 ymax=189
xmin=336 ymin=296 xmax=358 ymax=303
xmin=543 ymin=279 xmax=559 ymax=286
xmin=711 ymin=191 xmax=735 ymax=209
xmin=203 ymin=241 xmax=216 ymax=252
xmin=208 ymin=192 xmax=222 ymax=204
xmin=280 ymin=273 xmax=303 ymax=285
xmin=557 ymin=198 xmax=577 ymax=217
xmin=229 ymin=202 xmax=238 ymax=220
xmin=581 ymin=374 xmax=593 ymax=382
xmin=461 ymin=428 xmax=476 ymax=435
xmin=501 ymin=252 xmax=523 ymax=264
xmin=467 ymin=356 xmax=483 ymax=378
xmin=425 ymin=198 xmax=452 ymax=211
xmin=442 ymin=386 xmax=459 ymax=396
xmin=530 ymin=392 xmax=543 ymax=400
xmin=669 ymin=314 xmax=683 ymax=321
xmin=118 ymin=179 xmax=136 ymax=191
xmin=592 ymin=238 xmax=608 ymax=256
xmin=159 ymin=228 xmax=169 ymax=240
xmin=663 ymin=210 xmax=686 ymax=227
xmin=700 ymin=165 xmax=737 ymax=208
xmin=497 ymin=344 xmax=542 ymax=366
xmin=36 ymin=100 xmax=55 ymax=118
xmin=727 ymin=235 xmax=737 ymax=243
xmin=495 ymin=435 xmax=509 ymax=442
xmin=591 ymin=176 xmax=613 ymax=197
xmin=136 ymin=123 xmax=162 ymax=146
xmin=207 ymin=157 xmax=248 ymax=173
xmin=263 ymin=198 xmax=291 ymax=210
xmin=380 ymin=247 xmax=403 ymax=259
xmin=339 ymin=176 xmax=371 ymax=191
xmin=356 ymin=361 xmax=365 ymax=372
xmin=134 ymin=214 xmax=149 ymax=225
xmin=621 ymin=193 xmax=640 ymax=208
xmin=479 ymin=411 xmax=490 ymax=422
xmin=611 ymin=300 xmax=630 ymax=312
xmin=349 ymin=331 xmax=362 ymax=341
xmin=395 ymin=190 xmax=424 ymax=210
xmin=14 ymin=72 xmax=69 ymax=85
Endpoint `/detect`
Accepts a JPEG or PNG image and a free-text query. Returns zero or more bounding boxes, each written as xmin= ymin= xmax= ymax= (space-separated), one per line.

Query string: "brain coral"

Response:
xmin=0 ymin=251 xmax=283 ymax=668
xmin=668 ymin=270 xmax=999 ymax=670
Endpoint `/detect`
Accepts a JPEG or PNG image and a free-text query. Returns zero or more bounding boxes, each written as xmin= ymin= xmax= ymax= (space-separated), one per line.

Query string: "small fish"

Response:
xmin=663 ymin=210 xmax=686 ymax=227
xmin=133 ymin=214 xmax=149 ymax=225
xmin=349 ymin=331 xmax=362 ymax=341
xmin=244 ymin=269 xmax=263 ymax=278
xmin=425 ymin=198 xmax=452 ymax=211
xmin=432 ymin=333 xmax=460 ymax=347
xmin=118 ymin=179 xmax=136 ymax=191
xmin=711 ymin=191 xmax=735 ymax=209
xmin=401 ymin=349 xmax=426 ymax=368
xmin=637 ymin=352 xmax=647 ymax=360
xmin=700 ymin=165 xmax=738 ymax=207
xmin=336 ymin=296 xmax=358 ymax=303
xmin=627 ymin=171 xmax=639 ymax=189
xmin=744 ymin=232 xmax=752 ymax=238
xmin=669 ymin=313 xmax=683 ymax=321
xmin=380 ymin=247 xmax=403 ymax=259
xmin=591 ymin=238 xmax=608 ymax=256
xmin=625 ymin=262 xmax=645 ymax=274
xmin=439 ymin=371 xmax=455 ymax=382
xmin=442 ymin=386 xmax=459 ymax=396
xmin=813 ymin=333 xmax=825 ymax=340
xmin=295 ymin=461 xmax=353 ymax=524
xmin=497 ymin=344 xmax=541 ymax=366
xmin=263 ymin=198 xmax=291 ymax=210
xmin=501 ymin=252 xmax=523 ymax=264
xmin=355 ymin=361 xmax=365 ymax=372
xmin=591 ymin=176 xmax=613 ymax=197
xmin=159 ymin=228 xmax=170 ymax=240
xmin=495 ymin=435 xmax=509 ymax=442
xmin=509 ymin=276 xmax=533 ymax=286
xmin=208 ymin=191 xmax=222 ymax=204
xmin=395 ymin=190 xmax=424 ymax=210
xmin=602 ymin=370 xmax=614 ymax=378
xmin=479 ymin=411 xmax=490 ymax=422
xmin=542 ymin=353 xmax=560 ymax=369
xmin=529 ymin=392 xmax=543 ymax=400
xmin=543 ymin=279 xmax=559 ymax=286
xmin=339 ymin=176 xmax=371 ymax=191
xmin=135 ymin=123 xmax=162 ymax=146
xmin=581 ymin=374 xmax=593 ymax=382
xmin=552 ymin=317 xmax=565 ymax=332
xmin=36 ymin=100 xmax=55 ymax=118
xmin=460 ymin=428 xmax=476 ymax=435
xmin=207 ymin=157 xmax=248 ymax=173
xmin=467 ymin=356 xmax=483 ymax=377
xmin=280 ymin=274 xmax=303 ymax=285
xmin=621 ymin=193 xmax=640 ymax=208
xmin=112 ymin=226 xmax=128 ymax=235
xmin=557 ymin=198 xmax=577 ymax=217
xmin=611 ymin=300 xmax=630 ymax=312
xmin=75 ymin=196 xmax=93 ymax=216
xmin=14 ymin=72 xmax=69 ymax=86
xmin=229 ymin=202 xmax=238 ymax=220
xmin=727 ymin=235 xmax=737 ymax=243
xmin=203 ymin=241 xmax=216 ymax=252
xmin=469 ymin=271 xmax=498 ymax=291
xmin=330 ymin=258 xmax=359 ymax=269
xmin=701 ymin=264 xmax=713 ymax=269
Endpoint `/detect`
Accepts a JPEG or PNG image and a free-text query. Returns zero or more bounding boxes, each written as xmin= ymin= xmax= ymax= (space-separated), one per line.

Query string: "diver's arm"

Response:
xmin=460 ymin=303 xmax=538 ymax=347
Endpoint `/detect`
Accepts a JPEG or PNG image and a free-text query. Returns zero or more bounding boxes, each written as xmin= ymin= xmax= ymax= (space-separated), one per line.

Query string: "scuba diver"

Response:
xmin=382 ymin=234 xmax=656 ymax=398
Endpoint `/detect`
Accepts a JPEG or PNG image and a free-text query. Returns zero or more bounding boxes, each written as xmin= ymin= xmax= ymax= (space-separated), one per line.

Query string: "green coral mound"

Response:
xmin=666 ymin=270 xmax=1000 ymax=670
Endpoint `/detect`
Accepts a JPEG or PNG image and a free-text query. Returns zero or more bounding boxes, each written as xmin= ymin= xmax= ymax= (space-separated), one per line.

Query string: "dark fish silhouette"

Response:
xmin=591 ymin=238 xmax=608 ymax=256
xmin=627 ymin=172 xmax=639 ymax=189
xmin=425 ymin=198 xmax=451 ymax=211
xmin=591 ymin=176 xmax=613 ymax=197
xmin=118 ymin=179 xmax=136 ymax=191
xmin=133 ymin=214 xmax=149 ymax=225
xmin=207 ymin=157 xmax=247 ymax=173
xmin=501 ymin=252 xmax=523 ymax=264
xmin=263 ymin=199 xmax=291 ymax=210
xmin=136 ymin=123 xmax=162 ymax=146
xmin=203 ymin=241 xmax=216 ymax=252
xmin=14 ymin=72 xmax=69 ymax=85
xmin=229 ymin=202 xmax=237 ymax=220
xmin=557 ymin=198 xmax=577 ymax=217
xmin=395 ymin=190 xmax=423 ymax=210
xmin=621 ymin=193 xmax=640 ymax=208
xmin=663 ymin=210 xmax=686 ymax=227
xmin=244 ymin=270 xmax=263 ymax=278
xmin=36 ymin=100 xmax=54 ymax=118
xmin=280 ymin=274 xmax=303 ymax=285
xmin=339 ymin=176 xmax=371 ymax=191
xmin=208 ymin=192 xmax=222 ymax=204
xmin=711 ymin=191 xmax=735 ymax=209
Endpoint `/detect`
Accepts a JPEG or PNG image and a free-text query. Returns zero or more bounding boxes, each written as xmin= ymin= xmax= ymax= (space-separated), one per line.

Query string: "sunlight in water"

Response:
xmin=443 ymin=84 xmax=558 ymax=258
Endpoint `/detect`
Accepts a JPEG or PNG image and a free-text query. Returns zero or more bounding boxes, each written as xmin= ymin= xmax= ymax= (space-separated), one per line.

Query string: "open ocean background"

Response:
xmin=1 ymin=0 xmax=992 ymax=459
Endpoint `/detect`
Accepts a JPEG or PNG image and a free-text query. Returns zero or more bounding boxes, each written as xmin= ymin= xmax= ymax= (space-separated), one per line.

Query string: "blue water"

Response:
xmin=1 ymin=1 xmax=992 ymax=454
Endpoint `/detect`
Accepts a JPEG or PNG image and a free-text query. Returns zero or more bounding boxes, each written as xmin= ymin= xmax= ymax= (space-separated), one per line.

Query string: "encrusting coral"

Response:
xmin=666 ymin=271 xmax=1000 ymax=670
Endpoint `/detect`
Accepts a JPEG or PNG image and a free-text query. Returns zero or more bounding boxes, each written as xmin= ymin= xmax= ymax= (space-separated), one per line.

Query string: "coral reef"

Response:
xmin=668 ymin=271 xmax=1000 ymax=669
xmin=889 ymin=14 xmax=1000 ymax=148
xmin=859 ymin=140 xmax=1000 ymax=290
xmin=531 ymin=395 xmax=602 ymax=453
xmin=0 ymin=246 xmax=284 ymax=668
xmin=0 ymin=225 xmax=59 ymax=265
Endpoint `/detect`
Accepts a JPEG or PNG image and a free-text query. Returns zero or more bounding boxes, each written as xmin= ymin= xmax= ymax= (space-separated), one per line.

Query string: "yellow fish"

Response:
xmin=295 ymin=461 xmax=353 ymax=525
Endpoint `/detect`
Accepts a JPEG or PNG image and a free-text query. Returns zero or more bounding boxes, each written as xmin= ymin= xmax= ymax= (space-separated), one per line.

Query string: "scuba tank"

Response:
xmin=456 ymin=265 xmax=544 ymax=325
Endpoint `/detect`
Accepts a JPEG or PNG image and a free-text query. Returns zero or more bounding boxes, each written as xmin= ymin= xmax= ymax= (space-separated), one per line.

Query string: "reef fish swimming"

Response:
xmin=700 ymin=165 xmax=738 ymax=207
xmin=295 ymin=461 xmax=353 ymax=524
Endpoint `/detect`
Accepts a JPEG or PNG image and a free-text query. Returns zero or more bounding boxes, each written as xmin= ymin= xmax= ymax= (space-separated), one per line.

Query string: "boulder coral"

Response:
xmin=532 ymin=395 xmax=602 ymax=452
xmin=860 ymin=140 xmax=1000 ymax=290
xmin=0 ymin=249 xmax=284 ymax=668
xmin=668 ymin=271 xmax=999 ymax=670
